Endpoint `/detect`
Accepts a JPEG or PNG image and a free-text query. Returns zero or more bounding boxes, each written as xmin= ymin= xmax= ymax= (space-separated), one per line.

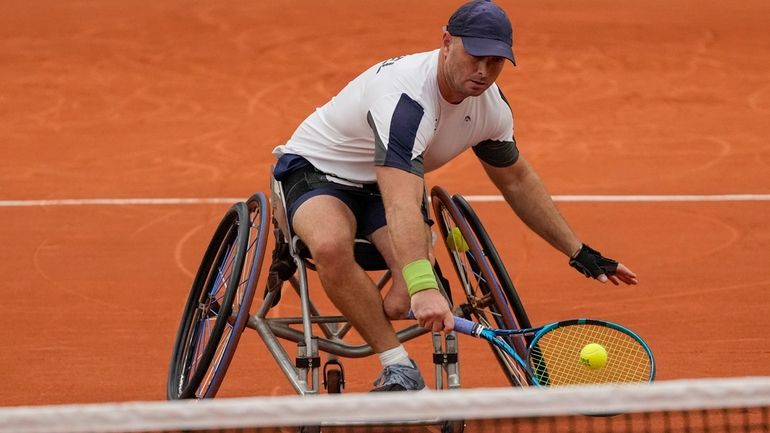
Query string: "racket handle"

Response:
xmin=406 ymin=311 xmax=481 ymax=336
xmin=452 ymin=316 xmax=479 ymax=335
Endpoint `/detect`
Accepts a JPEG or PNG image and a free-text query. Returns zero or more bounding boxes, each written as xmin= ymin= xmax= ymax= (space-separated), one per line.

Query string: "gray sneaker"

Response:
xmin=370 ymin=360 xmax=426 ymax=392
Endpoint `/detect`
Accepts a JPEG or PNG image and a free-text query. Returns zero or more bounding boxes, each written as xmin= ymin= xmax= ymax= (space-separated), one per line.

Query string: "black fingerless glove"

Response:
xmin=569 ymin=244 xmax=618 ymax=278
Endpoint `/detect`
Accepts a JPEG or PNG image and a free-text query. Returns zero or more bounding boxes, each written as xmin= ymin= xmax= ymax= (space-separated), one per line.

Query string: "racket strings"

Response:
xmin=528 ymin=324 xmax=652 ymax=385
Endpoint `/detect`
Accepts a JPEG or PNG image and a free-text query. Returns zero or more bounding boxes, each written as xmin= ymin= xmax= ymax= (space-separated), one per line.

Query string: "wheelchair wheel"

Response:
xmin=167 ymin=194 xmax=270 ymax=399
xmin=442 ymin=420 xmax=466 ymax=433
xmin=452 ymin=194 xmax=533 ymax=331
xmin=430 ymin=186 xmax=530 ymax=387
xmin=323 ymin=359 xmax=345 ymax=394
xmin=325 ymin=370 xmax=343 ymax=393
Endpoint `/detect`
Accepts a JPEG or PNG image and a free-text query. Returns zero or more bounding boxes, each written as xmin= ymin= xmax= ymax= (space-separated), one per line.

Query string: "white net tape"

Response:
xmin=2 ymin=377 xmax=770 ymax=433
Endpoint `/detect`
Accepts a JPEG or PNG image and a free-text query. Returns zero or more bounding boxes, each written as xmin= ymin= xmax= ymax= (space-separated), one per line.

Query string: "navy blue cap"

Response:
xmin=446 ymin=0 xmax=516 ymax=65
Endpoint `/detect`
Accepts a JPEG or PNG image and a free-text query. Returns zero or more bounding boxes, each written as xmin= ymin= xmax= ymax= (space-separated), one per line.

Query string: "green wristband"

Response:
xmin=402 ymin=259 xmax=437 ymax=297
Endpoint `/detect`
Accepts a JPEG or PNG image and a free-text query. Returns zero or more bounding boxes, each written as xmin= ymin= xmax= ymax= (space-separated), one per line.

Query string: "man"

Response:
xmin=272 ymin=0 xmax=638 ymax=392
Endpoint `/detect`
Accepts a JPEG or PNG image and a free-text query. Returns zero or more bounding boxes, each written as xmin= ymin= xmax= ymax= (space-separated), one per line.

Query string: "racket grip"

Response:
xmin=452 ymin=316 xmax=478 ymax=336
xmin=406 ymin=310 xmax=479 ymax=335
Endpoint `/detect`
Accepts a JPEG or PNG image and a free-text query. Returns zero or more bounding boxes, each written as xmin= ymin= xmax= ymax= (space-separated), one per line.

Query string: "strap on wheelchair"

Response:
xmin=269 ymin=239 xmax=297 ymax=282
xmin=263 ymin=236 xmax=296 ymax=307
xmin=295 ymin=356 xmax=322 ymax=369
xmin=303 ymin=169 xmax=382 ymax=197
xmin=433 ymin=352 xmax=459 ymax=364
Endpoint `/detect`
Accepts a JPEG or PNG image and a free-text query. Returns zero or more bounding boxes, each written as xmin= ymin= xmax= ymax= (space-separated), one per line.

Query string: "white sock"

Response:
xmin=378 ymin=345 xmax=412 ymax=368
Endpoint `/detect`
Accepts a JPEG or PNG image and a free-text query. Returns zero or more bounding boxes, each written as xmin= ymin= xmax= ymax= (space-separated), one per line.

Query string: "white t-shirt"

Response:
xmin=273 ymin=49 xmax=517 ymax=184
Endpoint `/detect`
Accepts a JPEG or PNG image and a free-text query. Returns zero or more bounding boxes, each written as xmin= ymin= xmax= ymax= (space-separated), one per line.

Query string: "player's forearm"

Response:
xmin=383 ymin=204 xmax=431 ymax=266
xmin=485 ymin=159 xmax=582 ymax=257
xmin=507 ymin=174 xmax=581 ymax=257
xmin=375 ymin=166 xmax=431 ymax=266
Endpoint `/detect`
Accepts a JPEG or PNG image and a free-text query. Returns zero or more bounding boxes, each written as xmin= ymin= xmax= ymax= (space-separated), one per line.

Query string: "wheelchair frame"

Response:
xmin=166 ymin=179 xmax=535 ymax=430
xmin=244 ymin=174 xmax=461 ymax=396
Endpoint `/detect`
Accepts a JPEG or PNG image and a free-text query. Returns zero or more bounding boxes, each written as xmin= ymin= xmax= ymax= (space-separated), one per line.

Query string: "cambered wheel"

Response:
xmin=452 ymin=194 xmax=533 ymax=331
xmin=431 ymin=186 xmax=531 ymax=387
xmin=167 ymin=194 xmax=270 ymax=399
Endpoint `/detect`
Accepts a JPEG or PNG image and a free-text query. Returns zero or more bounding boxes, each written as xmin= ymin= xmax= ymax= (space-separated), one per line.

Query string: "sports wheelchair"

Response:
xmin=166 ymin=175 xmax=536 ymax=430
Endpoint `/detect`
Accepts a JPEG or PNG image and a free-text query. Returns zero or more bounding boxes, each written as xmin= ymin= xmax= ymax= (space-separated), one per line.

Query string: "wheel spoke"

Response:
xmin=168 ymin=196 xmax=269 ymax=399
xmin=197 ymin=326 xmax=233 ymax=398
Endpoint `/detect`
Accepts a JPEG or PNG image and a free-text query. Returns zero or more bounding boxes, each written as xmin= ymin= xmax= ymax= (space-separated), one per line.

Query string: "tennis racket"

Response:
xmin=451 ymin=316 xmax=655 ymax=386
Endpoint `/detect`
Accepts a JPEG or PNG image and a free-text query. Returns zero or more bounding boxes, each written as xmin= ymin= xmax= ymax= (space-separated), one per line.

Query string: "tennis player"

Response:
xmin=272 ymin=0 xmax=638 ymax=392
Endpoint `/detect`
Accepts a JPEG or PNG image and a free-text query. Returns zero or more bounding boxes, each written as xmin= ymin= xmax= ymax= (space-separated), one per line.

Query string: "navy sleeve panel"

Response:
xmin=497 ymin=86 xmax=512 ymax=111
xmin=472 ymin=139 xmax=520 ymax=167
xmin=371 ymin=93 xmax=426 ymax=177
xmin=471 ymin=85 xmax=518 ymax=167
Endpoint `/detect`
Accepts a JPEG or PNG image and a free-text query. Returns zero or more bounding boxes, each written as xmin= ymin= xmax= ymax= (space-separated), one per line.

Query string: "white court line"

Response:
xmin=1 ymin=194 xmax=769 ymax=207
xmin=474 ymin=194 xmax=770 ymax=202
xmin=0 ymin=198 xmax=241 ymax=207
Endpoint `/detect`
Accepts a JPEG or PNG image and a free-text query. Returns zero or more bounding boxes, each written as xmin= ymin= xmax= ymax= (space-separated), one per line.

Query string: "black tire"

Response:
xmin=167 ymin=195 xmax=270 ymax=399
xmin=442 ymin=420 xmax=466 ymax=433
xmin=452 ymin=194 xmax=533 ymax=331
xmin=325 ymin=369 xmax=343 ymax=394
xmin=198 ymin=193 xmax=271 ymax=397
xmin=430 ymin=186 xmax=530 ymax=387
xmin=453 ymin=193 xmax=548 ymax=386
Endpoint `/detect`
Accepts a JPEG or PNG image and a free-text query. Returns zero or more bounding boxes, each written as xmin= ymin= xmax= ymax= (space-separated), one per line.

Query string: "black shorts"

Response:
xmin=273 ymin=154 xmax=429 ymax=238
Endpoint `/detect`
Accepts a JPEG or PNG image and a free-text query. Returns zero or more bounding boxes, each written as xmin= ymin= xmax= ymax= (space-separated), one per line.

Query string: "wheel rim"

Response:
xmin=181 ymin=222 xmax=241 ymax=396
xmin=431 ymin=187 xmax=531 ymax=387
xmin=168 ymin=202 xmax=252 ymax=399
xmin=195 ymin=194 xmax=270 ymax=398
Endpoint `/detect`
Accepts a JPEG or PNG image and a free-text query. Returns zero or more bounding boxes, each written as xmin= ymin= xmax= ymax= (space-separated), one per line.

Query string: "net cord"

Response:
xmin=2 ymin=377 xmax=770 ymax=433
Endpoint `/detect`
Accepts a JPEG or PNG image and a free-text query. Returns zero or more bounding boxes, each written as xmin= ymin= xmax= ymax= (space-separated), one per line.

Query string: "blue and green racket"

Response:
xmin=452 ymin=316 xmax=655 ymax=386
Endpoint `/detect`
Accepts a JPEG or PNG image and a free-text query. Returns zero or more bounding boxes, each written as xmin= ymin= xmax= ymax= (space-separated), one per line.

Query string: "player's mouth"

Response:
xmin=468 ymin=79 xmax=487 ymax=91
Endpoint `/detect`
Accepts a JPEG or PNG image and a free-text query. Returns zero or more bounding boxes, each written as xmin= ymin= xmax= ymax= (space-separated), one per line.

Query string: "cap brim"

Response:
xmin=462 ymin=36 xmax=516 ymax=65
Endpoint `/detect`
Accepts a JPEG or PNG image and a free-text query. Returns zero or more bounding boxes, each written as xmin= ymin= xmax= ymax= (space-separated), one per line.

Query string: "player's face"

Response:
xmin=441 ymin=35 xmax=505 ymax=103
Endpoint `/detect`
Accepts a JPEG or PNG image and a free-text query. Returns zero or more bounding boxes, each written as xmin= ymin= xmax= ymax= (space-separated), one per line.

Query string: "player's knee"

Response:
xmin=309 ymin=238 xmax=353 ymax=270
xmin=383 ymin=289 xmax=410 ymax=320
xmin=383 ymin=299 xmax=409 ymax=320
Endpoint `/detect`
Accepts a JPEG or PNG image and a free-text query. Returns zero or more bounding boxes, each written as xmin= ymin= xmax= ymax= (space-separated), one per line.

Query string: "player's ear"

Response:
xmin=441 ymin=31 xmax=453 ymax=52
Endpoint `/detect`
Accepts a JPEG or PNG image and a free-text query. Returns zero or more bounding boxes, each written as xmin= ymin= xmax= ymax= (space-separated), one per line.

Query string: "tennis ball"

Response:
xmin=446 ymin=227 xmax=469 ymax=252
xmin=580 ymin=343 xmax=608 ymax=370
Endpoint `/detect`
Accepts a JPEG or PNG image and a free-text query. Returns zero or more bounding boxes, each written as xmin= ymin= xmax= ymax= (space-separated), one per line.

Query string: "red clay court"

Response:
xmin=1 ymin=0 xmax=769 ymax=405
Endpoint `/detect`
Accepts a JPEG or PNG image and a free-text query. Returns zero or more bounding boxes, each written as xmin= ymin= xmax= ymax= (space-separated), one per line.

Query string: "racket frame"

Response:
xmin=462 ymin=318 xmax=656 ymax=386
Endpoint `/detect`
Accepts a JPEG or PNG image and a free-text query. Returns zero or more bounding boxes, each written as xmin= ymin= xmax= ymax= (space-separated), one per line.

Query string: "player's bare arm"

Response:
xmin=375 ymin=166 xmax=454 ymax=332
xmin=481 ymin=156 xmax=581 ymax=256
xmin=481 ymin=156 xmax=638 ymax=285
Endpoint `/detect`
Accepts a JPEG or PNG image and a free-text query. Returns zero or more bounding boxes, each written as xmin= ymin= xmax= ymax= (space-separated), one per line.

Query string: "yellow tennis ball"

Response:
xmin=446 ymin=227 xmax=469 ymax=252
xmin=580 ymin=343 xmax=608 ymax=370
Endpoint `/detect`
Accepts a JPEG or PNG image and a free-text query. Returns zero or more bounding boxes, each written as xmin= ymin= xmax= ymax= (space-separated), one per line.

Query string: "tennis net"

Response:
xmin=2 ymin=377 xmax=769 ymax=433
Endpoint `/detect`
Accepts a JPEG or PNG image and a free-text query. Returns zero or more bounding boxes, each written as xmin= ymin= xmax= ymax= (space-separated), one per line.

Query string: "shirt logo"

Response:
xmin=376 ymin=56 xmax=405 ymax=74
xmin=464 ymin=115 xmax=471 ymax=122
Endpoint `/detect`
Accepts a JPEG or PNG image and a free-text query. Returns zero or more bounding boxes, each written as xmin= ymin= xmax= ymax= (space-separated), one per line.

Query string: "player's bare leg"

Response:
xmin=292 ymin=195 xmax=400 ymax=353
xmin=294 ymin=195 xmax=426 ymax=391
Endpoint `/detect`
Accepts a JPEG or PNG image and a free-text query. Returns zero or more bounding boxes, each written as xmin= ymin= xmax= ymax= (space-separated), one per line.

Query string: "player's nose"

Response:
xmin=477 ymin=57 xmax=496 ymax=75
xmin=475 ymin=63 xmax=488 ymax=78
